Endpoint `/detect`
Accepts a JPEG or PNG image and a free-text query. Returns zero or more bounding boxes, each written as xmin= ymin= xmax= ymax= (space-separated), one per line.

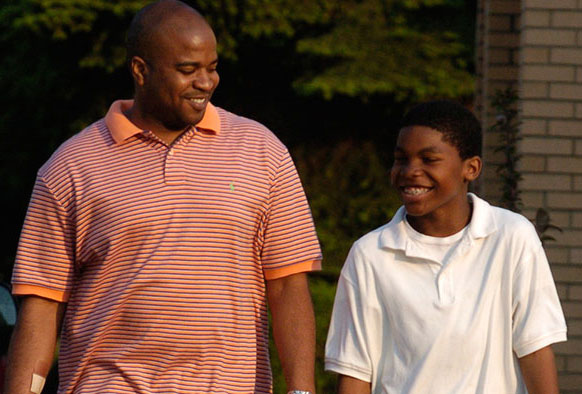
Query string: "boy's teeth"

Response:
xmin=403 ymin=187 xmax=430 ymax=195
xmin=191 ymin=98 xmax=205 ymax=103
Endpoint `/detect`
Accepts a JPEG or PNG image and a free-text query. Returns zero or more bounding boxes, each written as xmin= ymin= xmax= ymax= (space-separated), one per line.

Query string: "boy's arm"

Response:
xmin=4 ymin=295 xmax=65 ymax=394
xmin=518 ymin=345 xmax=559 ymax=394
xmin=338 ymin=374 xmax=371 ymax=394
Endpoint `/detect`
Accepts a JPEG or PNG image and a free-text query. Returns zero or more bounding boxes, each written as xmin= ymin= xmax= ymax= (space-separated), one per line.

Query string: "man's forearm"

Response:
xmin=4 ymin=296 xmax=65 ymax=394
xmin=267 ymin=273 xmax=316 ymax=393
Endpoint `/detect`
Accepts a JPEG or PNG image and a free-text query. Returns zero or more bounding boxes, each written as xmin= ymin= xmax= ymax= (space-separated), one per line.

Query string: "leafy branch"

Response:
xmin=490 ymin=88 xmax=561 ymax=244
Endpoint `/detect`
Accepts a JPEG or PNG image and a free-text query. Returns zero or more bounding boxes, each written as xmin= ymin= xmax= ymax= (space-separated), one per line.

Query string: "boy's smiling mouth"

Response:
xmin=401 ymin=186 xmax=433 ymax=196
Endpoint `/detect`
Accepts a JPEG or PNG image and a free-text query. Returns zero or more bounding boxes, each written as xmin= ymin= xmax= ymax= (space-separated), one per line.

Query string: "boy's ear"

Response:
xmin=463 ymin=156 xmax=483 ymax=182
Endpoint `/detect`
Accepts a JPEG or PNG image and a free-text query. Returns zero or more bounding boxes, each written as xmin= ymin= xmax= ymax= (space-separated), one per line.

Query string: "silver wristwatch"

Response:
xmin=287 ymin=391 xmax=312 ymax=394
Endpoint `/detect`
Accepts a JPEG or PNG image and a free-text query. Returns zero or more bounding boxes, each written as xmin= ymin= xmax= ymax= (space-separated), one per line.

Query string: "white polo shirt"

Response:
xmin=325 ymin=193 xmax=567 ymax=394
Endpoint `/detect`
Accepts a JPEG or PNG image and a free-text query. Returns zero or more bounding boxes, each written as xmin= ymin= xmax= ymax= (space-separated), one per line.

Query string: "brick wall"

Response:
xmin=476 ymin=0 xmax=582 ymax=391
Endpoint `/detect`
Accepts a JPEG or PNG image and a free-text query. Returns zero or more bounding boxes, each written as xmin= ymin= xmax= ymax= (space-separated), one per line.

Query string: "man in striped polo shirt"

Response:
xmin=6 ymin=1 xmax=322 ymax=393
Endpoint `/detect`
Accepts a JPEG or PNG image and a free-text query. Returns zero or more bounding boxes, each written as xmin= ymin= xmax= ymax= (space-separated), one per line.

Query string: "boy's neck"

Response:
xmin=406 ymin=199 xmax=473 ymax=237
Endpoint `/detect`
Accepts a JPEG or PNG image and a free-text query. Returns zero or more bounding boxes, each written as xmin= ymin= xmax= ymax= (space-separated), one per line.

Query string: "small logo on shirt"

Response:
xmin=229 ymin=182 xmax=235 ymax=191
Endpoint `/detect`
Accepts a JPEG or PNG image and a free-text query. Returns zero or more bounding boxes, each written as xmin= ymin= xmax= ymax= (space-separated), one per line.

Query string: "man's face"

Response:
xmin=139 ymin=19 xmax=219 ymax=132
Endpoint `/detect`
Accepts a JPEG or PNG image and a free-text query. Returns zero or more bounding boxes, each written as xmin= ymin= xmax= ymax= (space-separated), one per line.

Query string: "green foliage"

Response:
xmin=7 ymin=0 xmax=475 ymax=100
xmin=293 ymin=140 xmax=401 ymax=271
xmin=490 ymin=88 xmax=562 ymax=245
xmin=294 ymin=0 xmax=475 ymax=101
xmin=491 ymin=87 xmax=522 ymax=213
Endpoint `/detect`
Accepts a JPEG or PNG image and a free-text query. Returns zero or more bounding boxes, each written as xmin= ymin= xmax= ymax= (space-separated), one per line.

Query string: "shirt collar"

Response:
xmin=104 ymin=99 xmax=221 ymax=144
xmin=379 ymin=193 xmax=498 ymax=252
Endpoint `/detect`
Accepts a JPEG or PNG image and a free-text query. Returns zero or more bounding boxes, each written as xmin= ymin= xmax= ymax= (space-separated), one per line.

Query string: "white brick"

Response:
xmin=549 ymin=120 xmax=582 ymax=136
xmin=521 ymin=173 xmax=572 ymax=190
xmin=545 ymin=245 xmax=570 ymax=263
xmin=521 ymin=82 xmax=548 ymax=98
xmin=519 ymin=155 xmax=547 ymax=171
xmin=489 ymin=48 xmax=512 ymax=64
xmin=490 ymin=1 xmax=521 ymax=13
xmin=522 ymin=47 xmax=549 ymax=63
xmin=520 ymin=136 xmax=572 ymax=154
xmin=490 ymin=15 xmax=513 ymax=30
xmin=523 ymin=10 xmax=551 ymax=27
xmin=570 ymin=247 xmax=582 ymax=263
xmin=523 ymin=29 xmax=577 ymax=46
xmin=551 ymin=82 xmax=582 ymax=99
xmin=522 ymin=190 xmax=545 ymax=208
xmin=522 ymin=101 xmax=574 ymax=117
xmin=548 ymin=157 xmax=582 ymax=173
xmin=524 ymin=0 xmax=577 ymax=8
xmin=551 ymin=48 xmax=582 ymax=65
xmin=522 ymin=65 xmax=575 ymax=82
xmin=521 ymin=118 xmax=548 ymax=135
xmin=549 ymin=192 xmax=582 ymax=209
xmin=553 ymin=11 xmax=582 ymax=27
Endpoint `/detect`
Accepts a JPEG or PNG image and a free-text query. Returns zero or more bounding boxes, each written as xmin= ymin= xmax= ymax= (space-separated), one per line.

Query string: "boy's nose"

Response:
xmin=401 ymin=163 xmax=422 ymax=177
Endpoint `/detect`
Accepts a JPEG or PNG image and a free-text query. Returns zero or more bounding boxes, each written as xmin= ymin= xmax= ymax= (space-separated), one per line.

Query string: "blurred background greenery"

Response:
xmin=0 ymin=0 xmax=476 ymax=392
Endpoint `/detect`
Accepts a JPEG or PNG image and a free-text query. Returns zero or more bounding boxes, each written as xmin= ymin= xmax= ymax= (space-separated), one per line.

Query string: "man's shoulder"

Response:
xmin=215 ymin=106 xmax=286 ymax=148
xmin=39 ymin=118 xmax=110 ymax=176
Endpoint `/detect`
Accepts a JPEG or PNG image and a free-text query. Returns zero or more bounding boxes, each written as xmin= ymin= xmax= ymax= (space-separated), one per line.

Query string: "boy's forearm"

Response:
xmin=518 ymin=345 xmax=560 ymax=394
xmin=338 ymin=374 xmax=371 ymax=394
xmin=4 ymin=296 xmax=65 ymax=394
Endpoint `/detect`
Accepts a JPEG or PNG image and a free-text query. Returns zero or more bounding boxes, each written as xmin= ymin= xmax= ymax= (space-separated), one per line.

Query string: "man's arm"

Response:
xmin=338 ymin=374 xmax=371 ymax=394
xmin=518 ymin=345 xmax=560 ymax=394
xmin=4 ymin=295 xmax=65 ymax=394
xmin=267 ymin=272 xmax=316 ymax=393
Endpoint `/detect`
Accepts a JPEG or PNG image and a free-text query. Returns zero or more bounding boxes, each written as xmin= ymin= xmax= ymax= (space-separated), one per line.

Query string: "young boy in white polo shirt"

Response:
xmin=325 ymin=100 xmax=567 ymax=394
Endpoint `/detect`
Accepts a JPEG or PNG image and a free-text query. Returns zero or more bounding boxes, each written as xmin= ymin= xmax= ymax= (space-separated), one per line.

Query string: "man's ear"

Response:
xmin=463 ymin=156 xmax=483 ymax=182
xmin=130 ymin=56 xmax=148 ymax=87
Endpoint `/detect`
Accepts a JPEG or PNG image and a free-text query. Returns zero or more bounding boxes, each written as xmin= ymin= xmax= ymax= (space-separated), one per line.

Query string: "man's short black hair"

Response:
xmin=400 ymin=100 xmax=482 ymax=159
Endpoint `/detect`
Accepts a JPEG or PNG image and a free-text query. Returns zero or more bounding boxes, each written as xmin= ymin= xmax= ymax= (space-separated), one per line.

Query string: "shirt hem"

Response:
xmin=264 ymin=259 xmax=322 ymax=280
xmin=12 ymin=284 xmax=69 ymax=302
xmin=324 ymin=359 xmax=372 ymax=382
xmin=515 ymin=330 xmax=568 ymax=358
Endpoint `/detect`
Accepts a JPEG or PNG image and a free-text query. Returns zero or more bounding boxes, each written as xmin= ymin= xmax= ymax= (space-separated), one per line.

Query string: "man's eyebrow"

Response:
xmin=175 ymin=58 xmax=219 ymax=67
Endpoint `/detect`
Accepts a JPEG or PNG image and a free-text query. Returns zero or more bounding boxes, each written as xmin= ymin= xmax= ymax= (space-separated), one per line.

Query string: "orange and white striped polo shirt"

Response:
xmin=12 ymin=100 xmax=322 ymax=393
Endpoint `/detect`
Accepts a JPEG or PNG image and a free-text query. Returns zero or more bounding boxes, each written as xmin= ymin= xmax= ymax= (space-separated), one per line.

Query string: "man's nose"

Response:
xmin=193 ymin=71 xmax=213 ymax=91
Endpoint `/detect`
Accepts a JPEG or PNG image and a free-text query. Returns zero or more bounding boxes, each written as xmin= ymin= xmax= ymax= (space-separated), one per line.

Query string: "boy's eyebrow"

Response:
xmin=394 ymin=146 xmax=442 ymax=153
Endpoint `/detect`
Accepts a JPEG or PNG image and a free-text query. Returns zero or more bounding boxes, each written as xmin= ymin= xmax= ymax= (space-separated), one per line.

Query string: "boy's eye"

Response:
xmin=422 ymin=156 xmax=439 ymax=163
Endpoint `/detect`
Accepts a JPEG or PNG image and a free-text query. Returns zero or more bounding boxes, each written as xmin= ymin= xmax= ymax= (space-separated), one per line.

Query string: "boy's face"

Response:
xmin=390 ymin=125 xmax=482 ymax=235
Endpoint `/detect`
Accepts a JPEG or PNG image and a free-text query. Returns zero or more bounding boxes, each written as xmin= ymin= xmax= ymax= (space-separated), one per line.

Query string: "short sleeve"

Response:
xmin=512 ymin=240 xmax=567 ymax=357
xmin=325 ymin=244 xmax=380 ymax=382
xmin=11 ymin=175 xmax=76 ymax=302
xmin=260 ymin=150 xmax=322 ymax=279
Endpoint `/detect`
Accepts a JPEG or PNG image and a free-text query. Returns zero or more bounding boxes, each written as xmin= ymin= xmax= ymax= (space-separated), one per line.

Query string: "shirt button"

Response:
xmin=169 ymin=149 xmax=174 ymax=156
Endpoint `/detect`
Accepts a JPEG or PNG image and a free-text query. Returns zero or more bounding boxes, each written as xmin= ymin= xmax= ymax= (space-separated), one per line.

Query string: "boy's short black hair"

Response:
xmin=400 ymin=100 xmax=482 ymax=159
